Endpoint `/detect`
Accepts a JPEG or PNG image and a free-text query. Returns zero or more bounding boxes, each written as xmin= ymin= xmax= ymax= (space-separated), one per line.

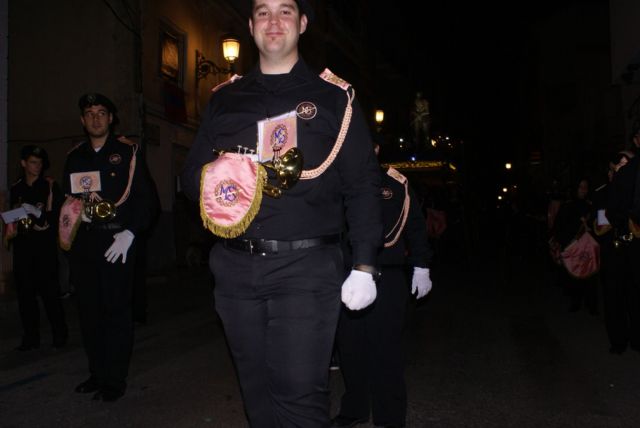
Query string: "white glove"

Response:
xmin=412 ymin=267 xmax=432 ymax=299
xmin=596 ymin=209 xmax=610 ymax=226
xmin=341 ymin=269 xmax=377 ymax=310
xmin=104 ymin=229 xmax=135 ymax=263
xmin=22 ymin=203 xmax=42 ymax=218
xmin=81 ymin=210 xmax=92 ymax=222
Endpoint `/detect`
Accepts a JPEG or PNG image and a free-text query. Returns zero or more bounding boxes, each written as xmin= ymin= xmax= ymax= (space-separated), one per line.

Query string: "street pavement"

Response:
xmin=2 ymin=246 xmax=640 ymax=428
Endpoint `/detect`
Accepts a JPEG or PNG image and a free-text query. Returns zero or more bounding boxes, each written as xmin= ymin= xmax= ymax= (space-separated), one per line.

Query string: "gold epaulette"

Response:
xmin=211 ymin=74 xmax=243 ymax=93
xmin=67 ymin=141 xmax=85 ymax=155
xmin=117 ymin=135 xmax=137 ymax=146
xmin=319 ymin=69 xmax=350 ymax=91
xmin=386 ymin=167 xmax=407 ymax=184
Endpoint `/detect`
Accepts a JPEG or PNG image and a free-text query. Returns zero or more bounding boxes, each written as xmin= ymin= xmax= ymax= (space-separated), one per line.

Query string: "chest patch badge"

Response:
xmin=381 ymin=187 xmax=393 ymax=200
xmin=257 ymin=110 xmax=297 ymax=162
xmin=296 ymin=101 xmax=317 ymax=120
xmin=70 ymin=171 xmax=102 ymax=194
xmin=109 ymin=153 xmax=122 ymax=165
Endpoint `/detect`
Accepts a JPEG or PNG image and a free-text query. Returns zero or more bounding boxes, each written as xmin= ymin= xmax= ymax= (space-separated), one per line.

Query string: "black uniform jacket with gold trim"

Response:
xmin=378 ymin=168 xmax=432 ymax=268
xmin=62 ymin=134 xmax=153 ymax=235
xmin=181 ymin=58 xmax=382 ymax=265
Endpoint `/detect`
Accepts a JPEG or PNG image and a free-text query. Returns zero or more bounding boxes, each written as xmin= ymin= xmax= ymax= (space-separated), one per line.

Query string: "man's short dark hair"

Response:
xmin=20 ymin=145 xmax=50 ymax=170
xmin=78 ymin=92 xmax=119 ymax=126
xmin=249 ymin=0 xmax=314 ymax=23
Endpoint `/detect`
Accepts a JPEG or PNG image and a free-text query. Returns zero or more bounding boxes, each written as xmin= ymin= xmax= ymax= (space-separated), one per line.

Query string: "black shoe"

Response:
xmin=93 ymin=389 xmax=124 ymax=402
xmin=331 ymin=415 xmax=368 ymax=427
xmin=75 ymin=378 xmax=100 ymax=394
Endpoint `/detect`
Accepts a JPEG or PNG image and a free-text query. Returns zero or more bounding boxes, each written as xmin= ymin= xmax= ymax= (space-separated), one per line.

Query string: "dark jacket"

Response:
xmin=181 ymin=59 xmax=382 ymax=265
xmin=62 ymin=134 xmax=153 ymax=235
xmin=378 ymin=168 xmax=432 ymax=268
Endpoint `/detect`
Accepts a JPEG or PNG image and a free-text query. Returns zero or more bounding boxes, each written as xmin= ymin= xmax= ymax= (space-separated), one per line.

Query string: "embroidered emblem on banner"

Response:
xmin=257 ymin=110 xmax=298 ymax=162
xmin=200 ymin=153 xmax=266 ymax=238
xmin=296 ymin=102 xmax=317 ymax=120
xmin=80 ymin=176 xmax=92 ymax=189
xmin=271 ymin=124 xmax=288 ymax=151
xmin=109 ymin=153 xmax=122 ymax=165
xmin=381 ymin=187 xmax=393 ymax=200
xmin=215 ymin=179 xmax=241 ymax=207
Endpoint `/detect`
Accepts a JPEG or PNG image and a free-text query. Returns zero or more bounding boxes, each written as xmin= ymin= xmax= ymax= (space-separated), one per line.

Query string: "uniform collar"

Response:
xmin=242 ymin=57 xmax=316 ymax=89
xmin=81 ymin=133 xmax=117 ymax=153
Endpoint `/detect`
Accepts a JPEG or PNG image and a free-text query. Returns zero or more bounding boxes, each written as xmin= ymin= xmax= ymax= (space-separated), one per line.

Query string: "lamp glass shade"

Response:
xmin=222 ymin=38 xmax=240 ymax=63
xmin=375 ymin=109 xmax=384 ymax=124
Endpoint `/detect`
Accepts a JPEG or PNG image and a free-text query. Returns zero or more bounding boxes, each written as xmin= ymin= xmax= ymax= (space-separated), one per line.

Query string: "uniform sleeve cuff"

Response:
xmin=351 ymin=245 xmax=379 ymax=267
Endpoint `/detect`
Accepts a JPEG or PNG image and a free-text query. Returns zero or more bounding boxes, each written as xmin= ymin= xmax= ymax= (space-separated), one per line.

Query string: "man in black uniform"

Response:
xmin=8 ymin=145 xmax=67 ymax=351
xmin=180 ymin=1 xmax=382 ymax=426
xmin=332 ymin=138 xmax=433 ymax=428
xmin=594 ymin=151 xmax=632 ymax=353
xmin=607 ymin=143 xmax=640 ymax=354
xmin=62 ymin=93 xmax=152 ymax=402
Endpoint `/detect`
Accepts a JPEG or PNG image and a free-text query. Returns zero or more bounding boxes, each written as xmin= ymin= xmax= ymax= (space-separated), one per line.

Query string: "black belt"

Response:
xmin=224 ymin=234 xmax=341 ymax=255
xmin=84 ymin=222 xmax=123 ymax=231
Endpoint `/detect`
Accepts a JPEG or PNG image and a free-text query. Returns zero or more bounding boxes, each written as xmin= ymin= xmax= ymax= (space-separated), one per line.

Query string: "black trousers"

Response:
xmin=602 ymin=238 xmax=640 ymax=349
xmin=13 ymin=231 xmax=67 ymax=345
xmin=335 ymin=267 xmax=409 ymax=426
xmin=69 ymin=225 xmax=136 ymax=393
xmin=211 ymin=242 xmax=343 ymax=428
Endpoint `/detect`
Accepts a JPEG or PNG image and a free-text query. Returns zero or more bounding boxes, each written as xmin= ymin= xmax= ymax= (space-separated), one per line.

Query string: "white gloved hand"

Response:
xmin=412 ymin=267 xmax=432 ymax=299
xmin=596 ymin=209 xmax=610 ymax=226
xmin=341 ymin=269 xmax=377 ymax=310
xmin=22 ymin=203 xmax=42 ymax=218
xmin=104 ymin=229 xmax=135 ymax=263
xmin=81 ymin=210 xmax=92 ymax=223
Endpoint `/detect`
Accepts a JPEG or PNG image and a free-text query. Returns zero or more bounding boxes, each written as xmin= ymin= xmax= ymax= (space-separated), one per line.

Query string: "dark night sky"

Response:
xmin=372 ymin=1 xmax=578 ymax=146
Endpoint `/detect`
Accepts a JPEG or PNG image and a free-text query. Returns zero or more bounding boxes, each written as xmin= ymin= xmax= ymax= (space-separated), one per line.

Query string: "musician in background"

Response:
xmin=606 ymin=143 xmax=640 ymax=354
xmin=62 ymin=93 xmax=153 ymax=402
xmin=8 ymin=145 xmax=67 ymax=351
xmin=552 ymin=178 xmax=597 ymax=314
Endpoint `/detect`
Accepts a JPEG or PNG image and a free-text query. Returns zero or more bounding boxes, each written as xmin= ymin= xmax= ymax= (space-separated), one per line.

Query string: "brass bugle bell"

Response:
xmin=84 ymin=199 xmax=117 ymax=221
xmin=262 ymin=148 xmax=304 ymax=198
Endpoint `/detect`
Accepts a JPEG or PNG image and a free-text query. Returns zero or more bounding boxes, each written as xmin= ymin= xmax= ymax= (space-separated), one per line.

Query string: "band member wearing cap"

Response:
xmin=332 ymin=138 xmax=433 ymax=428
xmin=6 ymin=145 xmax=68 ymax=351
xmin=62 ymin=93 xmax=153 ymax=402
xmin=181 ymin=0 xmax=382 ymax=426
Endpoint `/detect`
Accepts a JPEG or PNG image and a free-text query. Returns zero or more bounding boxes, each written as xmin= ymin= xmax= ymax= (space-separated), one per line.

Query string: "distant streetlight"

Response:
xmin=502 ymin=187 xmax=508 ymax=193
xmin=375 ymin=109 xmax=384 ymax=133
xmin=505 ymin=162 xmax=512 ymax=170
xmin=375 ymin=109 xmax=384 ymax=125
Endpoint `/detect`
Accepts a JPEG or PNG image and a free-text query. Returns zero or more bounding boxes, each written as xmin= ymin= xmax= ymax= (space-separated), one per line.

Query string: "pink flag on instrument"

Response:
xmin=58 ymin=196 xmax=83 ymax=250
xmin=561 ymin=232 xmax=600 ymax=279
xmin=200 ymin=153 xmax=266 ymax=238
